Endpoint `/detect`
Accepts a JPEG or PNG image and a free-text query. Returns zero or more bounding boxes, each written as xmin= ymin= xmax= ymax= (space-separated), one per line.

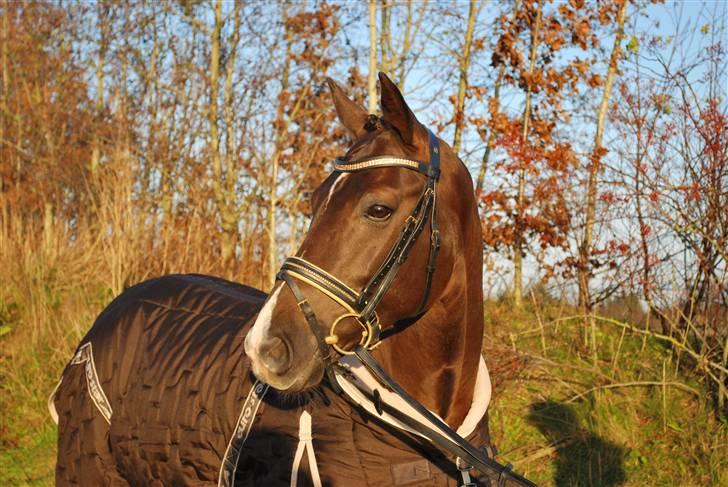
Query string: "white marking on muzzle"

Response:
xmin=245 ymin=284 xmax=283 ymax=359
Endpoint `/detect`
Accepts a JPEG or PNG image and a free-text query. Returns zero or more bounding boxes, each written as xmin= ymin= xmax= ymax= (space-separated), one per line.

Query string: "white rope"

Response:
xmin=290 ymin=411 xmax=322 ymax=487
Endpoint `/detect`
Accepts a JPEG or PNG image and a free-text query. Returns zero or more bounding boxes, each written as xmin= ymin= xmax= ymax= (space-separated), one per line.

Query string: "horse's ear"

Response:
xmin=379 ymin=72 xmax=427 ymax=147
xmin=326 ymin=77 xmax=369 ymax=138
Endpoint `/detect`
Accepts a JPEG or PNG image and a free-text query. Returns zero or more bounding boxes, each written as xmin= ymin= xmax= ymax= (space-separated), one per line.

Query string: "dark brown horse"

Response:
xmin=51 ymin=74 xmax=499 ymax=486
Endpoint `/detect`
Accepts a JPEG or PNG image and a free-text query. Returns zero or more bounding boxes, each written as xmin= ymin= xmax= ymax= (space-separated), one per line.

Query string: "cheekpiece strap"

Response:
xmin=426 ymin=129 xmax=441 ymax=178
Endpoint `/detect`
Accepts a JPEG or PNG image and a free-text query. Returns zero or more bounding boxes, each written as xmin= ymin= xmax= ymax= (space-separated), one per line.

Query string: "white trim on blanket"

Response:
xmin=48 ymin=342 xmax=113 ymax=425
xmin=218 ymin=379 xmax=269 ymax=487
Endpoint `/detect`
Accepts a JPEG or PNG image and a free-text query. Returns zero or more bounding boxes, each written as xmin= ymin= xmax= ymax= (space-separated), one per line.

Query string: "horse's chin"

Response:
xmin=251 ymin=358 xmax=325 ymax=393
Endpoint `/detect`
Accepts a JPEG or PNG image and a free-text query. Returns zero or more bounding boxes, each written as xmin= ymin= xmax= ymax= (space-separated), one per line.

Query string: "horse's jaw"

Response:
xmin=249 ymin=360 xmax=324 ymax=393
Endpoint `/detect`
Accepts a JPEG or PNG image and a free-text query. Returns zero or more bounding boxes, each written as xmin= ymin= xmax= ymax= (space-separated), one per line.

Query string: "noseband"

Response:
xmin=276 ymin=129 xmax=441 ymax=360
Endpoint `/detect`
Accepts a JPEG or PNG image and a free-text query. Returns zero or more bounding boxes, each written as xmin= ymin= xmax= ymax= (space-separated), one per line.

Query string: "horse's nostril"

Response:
xmin=258 ymin=336 xmax=291 ymax=375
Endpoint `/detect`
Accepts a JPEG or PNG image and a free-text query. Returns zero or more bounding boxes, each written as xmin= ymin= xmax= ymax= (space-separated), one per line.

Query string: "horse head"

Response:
xmin=245 ymin=74 xmax=483 ymax=424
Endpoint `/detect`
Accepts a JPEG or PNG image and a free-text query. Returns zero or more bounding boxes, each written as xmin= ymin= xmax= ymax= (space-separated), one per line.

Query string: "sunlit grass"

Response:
xmin=485 ymin=298 xmax=728 ymax=486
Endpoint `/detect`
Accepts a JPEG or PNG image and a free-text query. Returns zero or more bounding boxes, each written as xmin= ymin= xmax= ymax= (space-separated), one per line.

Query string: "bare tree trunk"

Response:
xmin=146 ymin=5 xmax=170 ymax=222
xmin=222 ymin=1 xmax=242 ymax=276
xmin=1 ymin=10 xmax=7 ymax=194
xmin=267 ymin=4 xmax=293 ymax=288
xmin=579 ymin=0 xmax=627 ymax=363
xmin=475 ymin=68 xmax=502 ymax=194
xmin=208 ymin=0 xmax=237 ymax=266
xmin=579 ymin=0 xmax=628 ymax=310
xmin=380 ymin=0 xmax=391 ymax=75
xmin=373 ymin=0 xmax=427 ymax=90
xmin=90 ymin=1 xmax=109 ymax=175
xmin=513 ymin=0 xmax=543 ymax=309
xmin=368 ymin=0 xmax=378 ymax=114
xmin=452 ymin=0 xmax=477 ymax=156
xmin=394 ymin=0 xmax=426 ymax=90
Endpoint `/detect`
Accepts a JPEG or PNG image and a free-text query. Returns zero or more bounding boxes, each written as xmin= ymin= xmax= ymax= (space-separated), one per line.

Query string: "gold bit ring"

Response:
xmin=326 ymin=313 xmax=373 ymax=355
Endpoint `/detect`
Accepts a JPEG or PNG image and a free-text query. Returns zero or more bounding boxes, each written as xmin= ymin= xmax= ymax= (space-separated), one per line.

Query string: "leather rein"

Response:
xmin=275 ymin=129 xmax=536 ymax=487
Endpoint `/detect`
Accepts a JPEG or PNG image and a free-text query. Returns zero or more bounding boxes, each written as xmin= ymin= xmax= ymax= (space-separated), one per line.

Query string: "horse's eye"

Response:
xmin=366 ymin=204 xmax=393 ymax=221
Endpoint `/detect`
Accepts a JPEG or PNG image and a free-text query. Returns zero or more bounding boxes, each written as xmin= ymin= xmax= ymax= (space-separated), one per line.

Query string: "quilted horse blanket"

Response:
xmin=50 ymin=274 xmax=492 ymax=486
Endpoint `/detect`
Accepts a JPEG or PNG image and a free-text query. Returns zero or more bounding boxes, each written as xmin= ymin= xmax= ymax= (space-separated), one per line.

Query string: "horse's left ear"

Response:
xmin=379 ymin=72 xmax=427 ymax=147
xmin=327 ymin=77 xmax=369 ymax=138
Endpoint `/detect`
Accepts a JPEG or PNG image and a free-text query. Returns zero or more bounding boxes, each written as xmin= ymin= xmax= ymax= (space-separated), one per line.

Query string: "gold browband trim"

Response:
xmin=334 ymin=157 xmax=421 ymax=173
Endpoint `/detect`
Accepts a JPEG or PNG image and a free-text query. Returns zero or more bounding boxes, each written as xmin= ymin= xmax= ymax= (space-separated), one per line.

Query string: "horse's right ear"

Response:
xmin=327 ymin=78 xmax=369 ymax=138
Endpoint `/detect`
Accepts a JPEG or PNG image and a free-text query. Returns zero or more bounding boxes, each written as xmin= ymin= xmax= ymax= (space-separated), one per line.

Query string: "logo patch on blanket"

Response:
xmin=391 ymin=459 xmax=432 ymax=485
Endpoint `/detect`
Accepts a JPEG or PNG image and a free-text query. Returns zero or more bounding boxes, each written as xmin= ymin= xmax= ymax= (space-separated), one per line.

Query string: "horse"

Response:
xmin=51 ymin=73 xmax=531 ymax=487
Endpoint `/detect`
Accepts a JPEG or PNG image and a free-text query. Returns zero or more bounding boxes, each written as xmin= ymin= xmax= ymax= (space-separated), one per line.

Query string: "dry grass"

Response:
xmin=0 ymin=166 xmax=264 ymax=484
xmin=1 ymin=201 xmax=726 ymax=485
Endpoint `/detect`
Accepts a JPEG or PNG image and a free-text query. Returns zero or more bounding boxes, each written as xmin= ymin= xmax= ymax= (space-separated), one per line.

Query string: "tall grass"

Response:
xmin=0 ymin=163 xmax=265 ymax=484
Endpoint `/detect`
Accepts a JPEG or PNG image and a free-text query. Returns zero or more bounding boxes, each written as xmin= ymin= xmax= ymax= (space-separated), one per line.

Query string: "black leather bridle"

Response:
xmin=274 ymin=129 xmax=537 ymax=487
xmin=277 ymin=128 xmax=441 ymax=360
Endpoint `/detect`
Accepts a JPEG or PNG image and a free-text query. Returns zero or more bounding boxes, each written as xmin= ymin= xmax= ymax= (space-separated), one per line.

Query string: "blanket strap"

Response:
xmin=290 ymin=411 xmax=322 ymax=487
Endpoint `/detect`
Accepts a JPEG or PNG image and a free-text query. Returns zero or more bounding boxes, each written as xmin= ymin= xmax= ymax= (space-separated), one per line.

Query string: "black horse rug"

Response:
xmin=50 ymin=274 xmax=493 ymax=486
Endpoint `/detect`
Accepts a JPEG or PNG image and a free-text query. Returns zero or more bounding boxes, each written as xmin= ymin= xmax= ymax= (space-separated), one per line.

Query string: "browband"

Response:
xmin=334 ymin=156 xmax=440 ymax=179
xmin=334 ymin=129 xmax=441 ymax=179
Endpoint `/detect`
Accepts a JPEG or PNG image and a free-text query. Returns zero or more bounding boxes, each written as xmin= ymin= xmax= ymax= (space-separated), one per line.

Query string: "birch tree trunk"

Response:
xmin=513 ymin=0 xmax=543 ymax=309
xmin=380 ymin=0 xmax=391 ymax=75
xmin=452 ymin=0 xmax=477 ymax=156
xmin=208 ymin=0 xmax=238 ymax=266
xmin=222 ymin=1 xmax=242 ymax=273
xmin=579 ymin=0 xmax=627 ymax=363
xmin=578 ymin=0 xmax=628 ymax=310
xmin=368 ymin=0 xmax=378 ymax=114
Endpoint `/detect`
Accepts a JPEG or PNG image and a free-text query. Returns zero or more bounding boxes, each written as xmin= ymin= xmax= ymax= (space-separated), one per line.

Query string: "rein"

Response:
xmin=353 ymin=346 xmax=536 ymax=487
xmin=275 ymin=130 xmax=536 ymax=487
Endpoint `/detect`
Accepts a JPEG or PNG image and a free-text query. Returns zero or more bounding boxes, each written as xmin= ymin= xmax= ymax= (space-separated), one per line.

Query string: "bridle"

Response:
xmin=277 ymin=128 xmax=441 ymax=360
xmin=273 ymin=128 xmax=536 ymax=487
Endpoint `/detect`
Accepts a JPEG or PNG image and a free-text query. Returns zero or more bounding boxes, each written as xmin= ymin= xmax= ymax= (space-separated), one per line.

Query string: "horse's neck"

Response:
xmin=376 ymin=257 xmax=483 ymax=428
